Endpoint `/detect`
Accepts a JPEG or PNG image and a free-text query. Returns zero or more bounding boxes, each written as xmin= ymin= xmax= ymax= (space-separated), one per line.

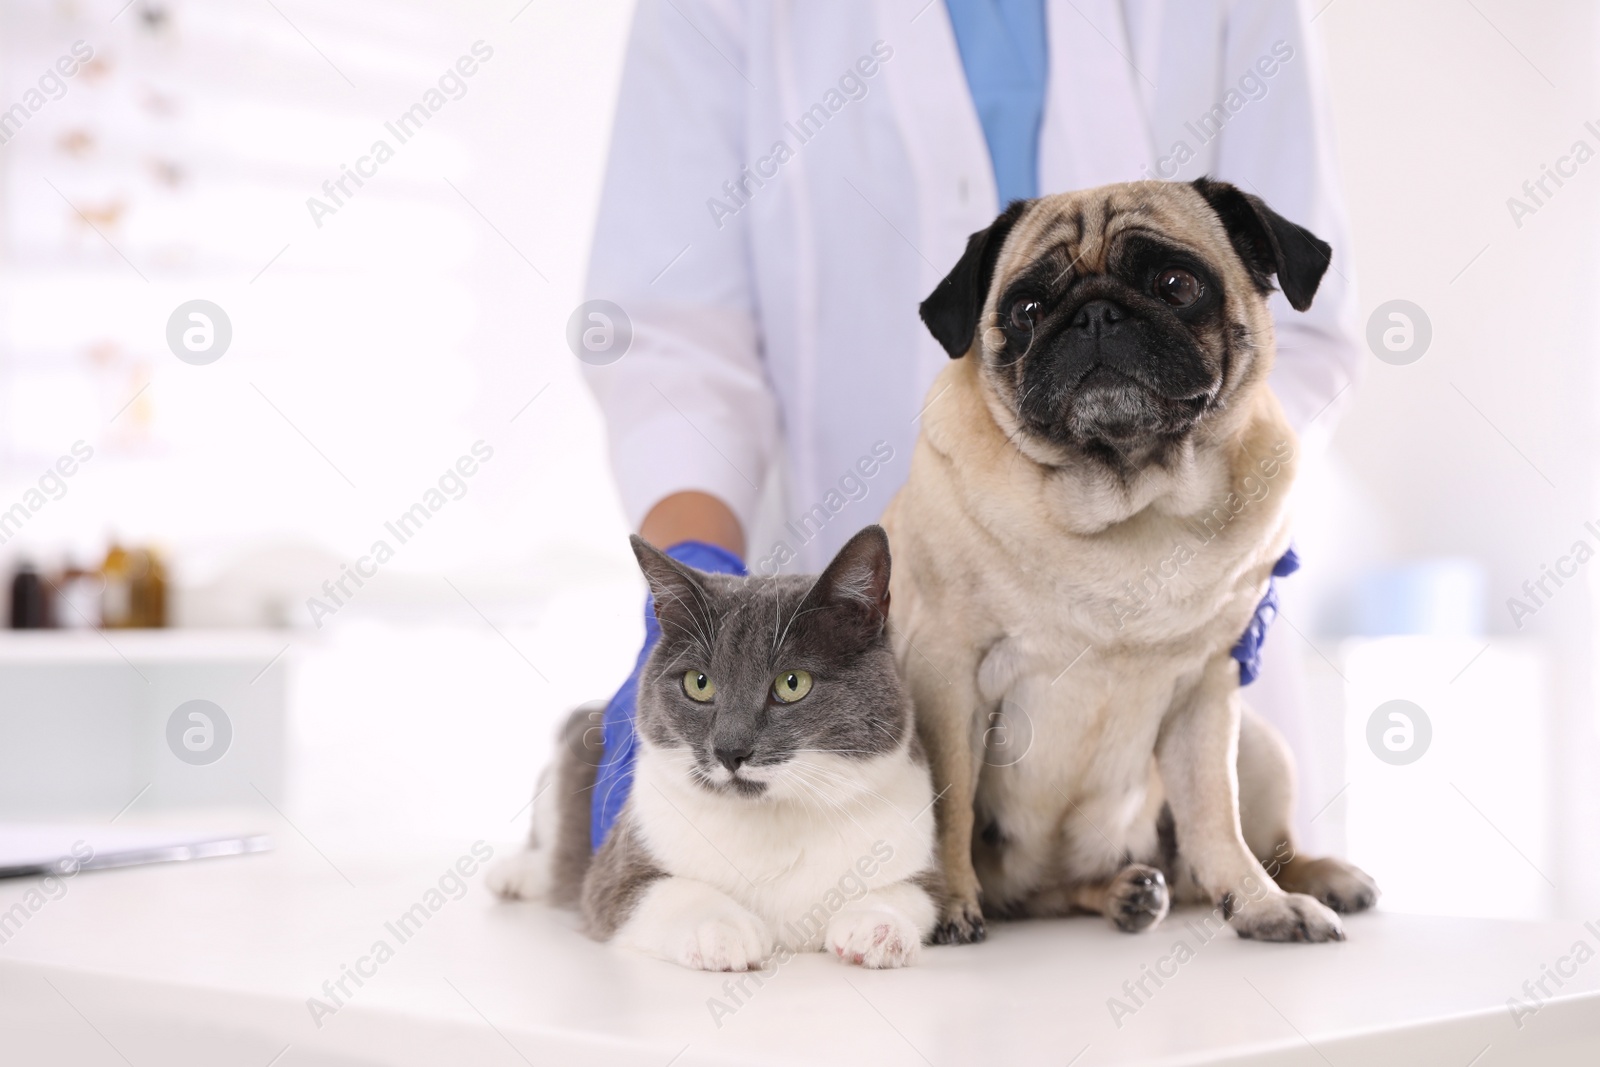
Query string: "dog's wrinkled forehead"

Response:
xmin=921 ymin=179 xmax=1331 ymax=367
xmin=918 ymin=177 xmax=1331 ymax=368
xmin=992 ymin=184 xmax=1235 ymax=295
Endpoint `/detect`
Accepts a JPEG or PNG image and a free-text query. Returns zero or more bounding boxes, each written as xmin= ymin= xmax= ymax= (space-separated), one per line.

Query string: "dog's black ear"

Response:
xmin=1190 ymin=177 xmax=1331 ymax=312
xmin=919 ymin=199 xmax=1031 ymax=358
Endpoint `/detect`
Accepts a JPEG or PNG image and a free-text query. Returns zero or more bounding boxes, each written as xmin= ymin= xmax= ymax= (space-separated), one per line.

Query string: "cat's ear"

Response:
xmin=801 ymin=525 xmax=892 ymax=645
xmin=629 ymin=535 xmax=710 ymax=641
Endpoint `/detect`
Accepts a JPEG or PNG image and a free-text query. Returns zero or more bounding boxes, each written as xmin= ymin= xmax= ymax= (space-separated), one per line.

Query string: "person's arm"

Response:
xmin=581 ymin=0 xmax=775 ymax=556
xmin=581 ymin=2 xmax=768 ymax=853
xmin=1213 ymin=0 xmax=1364 ymax=444
xmin=639 ymin=491 xmax=744 ymax=557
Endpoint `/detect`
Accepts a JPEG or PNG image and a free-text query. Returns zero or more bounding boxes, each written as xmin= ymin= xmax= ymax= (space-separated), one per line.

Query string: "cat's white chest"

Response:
xmin=630 ymin=748 xmax=935 ymax=950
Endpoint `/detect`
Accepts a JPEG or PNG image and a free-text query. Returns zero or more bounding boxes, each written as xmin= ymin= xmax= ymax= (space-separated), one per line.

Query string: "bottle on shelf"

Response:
xmin=56 ymin=559 xmax=103 ymax=629
xmin=8 ymin=561 xmax=52 ymax=629
xmin=130 ymin=546 xmax=168 ymax=628
xmin=100 ymin=539 xmax=135 ymax=628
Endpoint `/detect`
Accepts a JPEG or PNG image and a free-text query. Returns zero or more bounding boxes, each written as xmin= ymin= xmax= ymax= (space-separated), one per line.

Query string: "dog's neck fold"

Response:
xmin=923 ymin=357 xmax=1297 ymax=538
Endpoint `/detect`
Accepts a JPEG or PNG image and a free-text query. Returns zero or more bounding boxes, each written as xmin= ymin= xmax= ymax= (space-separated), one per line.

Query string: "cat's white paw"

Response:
xmin=668 ymin=913 xmax=775 ymax=972
xmin=826 ymin=908 xmax=922 ymax=969
xmin=486 ymin=849 xmax=551 ymax=901
xmin=616 ymin=879 xmax=775 ymax=971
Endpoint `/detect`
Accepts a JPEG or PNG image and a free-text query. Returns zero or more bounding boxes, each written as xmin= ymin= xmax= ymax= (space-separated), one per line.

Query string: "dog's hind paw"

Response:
xmin=1107 ymin=864 xmax=1169 ymax=934
xmin=1274 ymin=855 xmax=1380 ymax=915
xmin=932 ymin=898 xmax=986 ymax=945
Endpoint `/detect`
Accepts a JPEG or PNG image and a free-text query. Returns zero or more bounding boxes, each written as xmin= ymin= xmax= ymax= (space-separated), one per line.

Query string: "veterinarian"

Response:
xmin=581 ymin=0 xmax=1361 ymax=849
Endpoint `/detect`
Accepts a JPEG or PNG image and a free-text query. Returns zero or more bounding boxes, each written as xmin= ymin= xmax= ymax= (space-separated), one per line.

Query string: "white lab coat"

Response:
xmin=583 ymin=0 xmax=1362 ymax=575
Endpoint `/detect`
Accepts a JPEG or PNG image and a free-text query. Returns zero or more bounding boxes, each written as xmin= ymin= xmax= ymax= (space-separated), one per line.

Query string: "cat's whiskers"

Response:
xmin=653 ymin=588 xmax=717 ymax=661
xmin=771 ymin=765 xmax=855 ymax=847
xmin=767 ymin=765 xmax=826 ymax=821
xmin=770 ymin=588 xmax=782 ymax=656
xmin=774 ymin=602 xmax=829 ymax=655
xmin=787 ymin=764 xmax=880 ymax=811
xmin=783 ymin=760 xmax=883 ymax=833
xmin=785 ymin=757 xmax=913 ymax=826
xmin=655 ymin=745 xmax=720 ymax=793
xmin=658 ymin=647 xmax=689 ymax=671
xmin=794 ymin=772 xmax=880 ymax=847
xmin=860 ymin=715 xmax=900 ymax=740
xmin=655 ymin=613 xmax=713 ymax=664
xmin=769 ymin=765 xmax=827 ymax=823
xmin=686 ymin=581 xmax=720 ymax=649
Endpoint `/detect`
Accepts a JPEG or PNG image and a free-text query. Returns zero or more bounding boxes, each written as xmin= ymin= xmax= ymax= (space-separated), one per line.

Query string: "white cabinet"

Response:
xmin=0 ymin=632 xmax=291 ymax=818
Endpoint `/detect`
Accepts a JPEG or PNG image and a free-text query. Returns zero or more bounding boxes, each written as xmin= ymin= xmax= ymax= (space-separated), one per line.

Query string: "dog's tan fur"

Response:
xmin=882 ymin=181 xmax=1376 ymax=943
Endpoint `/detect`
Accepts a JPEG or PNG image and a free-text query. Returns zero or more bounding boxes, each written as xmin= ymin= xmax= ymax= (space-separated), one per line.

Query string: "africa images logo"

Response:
xmin=166 ymin=700 xmax=232 ymax=766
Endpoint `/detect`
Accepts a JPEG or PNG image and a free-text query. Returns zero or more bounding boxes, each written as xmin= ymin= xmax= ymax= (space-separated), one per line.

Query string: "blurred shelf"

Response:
xmin=0 ymin=629 xmax=299 ymax=664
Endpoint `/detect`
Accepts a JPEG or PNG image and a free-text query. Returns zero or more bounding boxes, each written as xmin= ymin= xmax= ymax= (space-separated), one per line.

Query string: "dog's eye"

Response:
xmin=771 ymin=670 xmax=813 ymax=704
xmin=683 ymin=671 xmax=716 ymax=702
xmin=1008 ymin=300 xmax=1042 ymax=332
xmin=1155 ymin=268 xmax=1202 ymax=308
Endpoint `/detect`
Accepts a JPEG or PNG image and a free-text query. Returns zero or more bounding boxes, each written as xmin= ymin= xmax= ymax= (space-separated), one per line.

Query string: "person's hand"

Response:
xmin=1232 ymin=546 xmax=1300 ymax=686
xmin=590 ymin=540 xmax=746 ymax=850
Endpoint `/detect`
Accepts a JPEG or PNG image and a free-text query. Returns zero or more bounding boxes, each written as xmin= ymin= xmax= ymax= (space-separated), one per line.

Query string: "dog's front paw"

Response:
xmin=1107 ymin=864 xmax=1169 ymax=934
xmin=486 ymin=850 xmax=550 ymax=901
xmin=1276 ymin=856 xmax=1380 ymax=915
xmin=827 ymin=909 xmax=922 ymax=968
xmin=931 ymin=897 xmax=986 ymax=945
xmin=1229 ymin=890 xmax=1344 ymax=943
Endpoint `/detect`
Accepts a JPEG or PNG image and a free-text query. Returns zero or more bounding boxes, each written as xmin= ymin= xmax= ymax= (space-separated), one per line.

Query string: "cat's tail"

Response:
xmin=487 ymin=702 xmax=603 ymax=908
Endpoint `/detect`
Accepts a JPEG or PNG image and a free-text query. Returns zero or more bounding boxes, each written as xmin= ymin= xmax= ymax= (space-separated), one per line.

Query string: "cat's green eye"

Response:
xmin=772 ymin=670 xmax=813 ymax=703
xmin=683 ymin=671 xmax=716 ymax=702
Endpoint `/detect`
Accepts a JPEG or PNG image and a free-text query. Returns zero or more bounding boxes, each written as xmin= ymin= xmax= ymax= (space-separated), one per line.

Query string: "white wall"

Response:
xmin=1311 ymin=0 xmax=1600 ymax=916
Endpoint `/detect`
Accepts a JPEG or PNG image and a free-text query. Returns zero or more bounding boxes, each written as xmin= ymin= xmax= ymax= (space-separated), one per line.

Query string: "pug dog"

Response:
xmin=880 ymin=178 xmax=1378 ymax=945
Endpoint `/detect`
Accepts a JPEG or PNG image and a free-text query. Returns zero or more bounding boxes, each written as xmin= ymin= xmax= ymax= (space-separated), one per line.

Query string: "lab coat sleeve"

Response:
xmin=1212 ymin=0 xmax=1364 ymax=441
xmin=581 ymin=0 xmax=777 ymax=534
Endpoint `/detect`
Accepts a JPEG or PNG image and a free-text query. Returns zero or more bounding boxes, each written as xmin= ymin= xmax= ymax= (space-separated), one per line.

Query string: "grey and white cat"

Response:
xmin=489 ymin=525 xmax=941 ymax=970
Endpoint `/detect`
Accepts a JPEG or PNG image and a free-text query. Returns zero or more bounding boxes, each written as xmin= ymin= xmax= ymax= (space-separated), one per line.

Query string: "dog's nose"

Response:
xmin=714 ymin=743 xmax=754 ymax=772
xmin=1071 ymin=299 xmax=1126 ymax=334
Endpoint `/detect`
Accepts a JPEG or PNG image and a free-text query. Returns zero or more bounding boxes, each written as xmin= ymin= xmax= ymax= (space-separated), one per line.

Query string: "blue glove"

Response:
xmin=1231 ymin=546 xmax=1300 ymax=687
xmin=591 ymin=540 xmax=746 ymax=851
